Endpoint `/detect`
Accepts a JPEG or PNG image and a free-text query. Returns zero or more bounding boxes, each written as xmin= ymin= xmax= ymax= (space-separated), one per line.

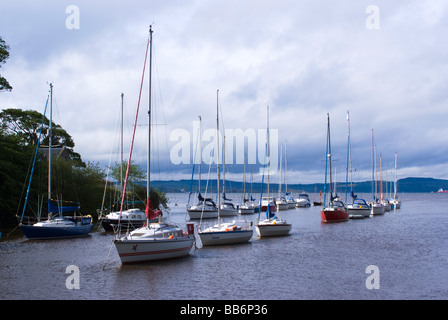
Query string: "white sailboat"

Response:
xmin=345 ymin=111 xmax=370 ymax=219
xmin=390 ymin=152 xmax=401 ymax=209
xmin=198 ymin=90 xmax=253 ymax=246
xmin=256 ymin=106 xmax=291 ymax=237
xmin=238 ymin=153 xmax=256 ymax=214
xmin=220 ymin=136 xmax=238 ymax=217
xmin=379 ymin=155 xmax=391 ymax=212
xmin=114 ymin=26 xmax=194 ymax=263
xmin=283 ymin=143 xmax=296 ymax=209
xmin=187 ymin=116 xmax=218 ymax=219
xmin=101 ymin=94 xmax=149 ymax=232
xmin=370 ymin=130 xmax=385 ymax=215
xmin=275 ymin=144 xmax=289 ymax=211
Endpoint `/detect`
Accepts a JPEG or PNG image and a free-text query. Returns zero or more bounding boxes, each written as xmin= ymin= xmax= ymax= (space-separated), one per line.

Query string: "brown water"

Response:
xmin=1 ymin=193 xmax=448 ymax=300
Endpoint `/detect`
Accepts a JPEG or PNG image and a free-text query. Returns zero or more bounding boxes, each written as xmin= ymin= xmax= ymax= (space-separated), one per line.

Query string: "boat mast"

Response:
xmin=285 ymin=142 xmax=288 ymax=196
xmin=147 ymin=26 xmax=153 ymax=205
xmin=216 ymin=89 xmax=221 ymax=225
xmin=371 ymin=129 xmax=375 ymax=203
xmin=278 ymin=144 xmax=283 ymax=199
xmin=48 ymin=83 xmax=53 ymax=215
xmin=223 ymin=136 xmax=226 ymax=201
xmin=121 ymin=93 xmax=124 ymax=195
xmin=266 ymin=106 xmax=270 ymax=198
xmin=327 ymin=113 xmax=333 ymax=205
xmin=198 ymin=115 xmax=202 ymax=195
xmin=394 ymin=152 xmax=398 ymax=198
xmin=345 ymin=110 xmax=352 ymax=202
xmin=379 ymin=154 xmax=383 ymax=200
xmin=243 ymin=152 xmax=247 ymax=203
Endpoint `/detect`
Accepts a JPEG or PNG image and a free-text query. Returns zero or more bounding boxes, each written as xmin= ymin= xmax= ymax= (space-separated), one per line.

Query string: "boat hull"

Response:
xmin=187 ymin=209 xmax=219 ymax=219
xmin=347 ymin=208 xmax=371 ymax=219
xmin=20 ymin=223 xmax=93 ymax=240
xmin=101 ymin=218 xmax=146 ymax=232
xmin=238 ymin=207 xmax=255 ymax=214
xmin=199 ymin=230 xmax=253 ymax=246
xmin=390 ymin=200 xmax=401 ymax=209
xmin=114 ymin=236 xmax=195 ymax=264
xmin=320 ymin=209 xmax=349 ymax=223
xmin=219 ymin=204 xmax=238 ymax=217
xmin=371 ymin=204 xmax=385 ymax=215
xmin=296 ymin=200 xmax=311 ymax=208
xmin=260 ymin=204 xmax=276 ymax=212
xmin=255 ymin=223 xmax=291 ymax=237
xmin=276 ymin=203 xmax=289 ymax=211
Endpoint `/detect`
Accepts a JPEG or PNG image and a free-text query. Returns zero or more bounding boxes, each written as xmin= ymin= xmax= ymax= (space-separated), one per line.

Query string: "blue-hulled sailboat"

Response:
xmin=19 ymin=83 xmax=93 ymax=240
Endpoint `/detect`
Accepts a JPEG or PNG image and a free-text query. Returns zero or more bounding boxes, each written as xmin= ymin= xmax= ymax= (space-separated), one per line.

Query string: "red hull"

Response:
xmin=320 ymin=209 xmax=349 ymax=223
xmin=261 ymin=205 xmax=276 ymax=212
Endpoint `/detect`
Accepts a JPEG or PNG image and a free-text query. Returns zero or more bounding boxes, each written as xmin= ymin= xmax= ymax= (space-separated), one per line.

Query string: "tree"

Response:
xmin=0 ymin=36 xmax=12 ymax=91
xmin=0 ymin=108 xmax=84 ymax=166
xmin=0 ymin=128 xmax=35 ymax=227
xmin=109 ymin=160 xmax=169 ymax=213
xmin=110 ymin=160 xmax=145 ymax=188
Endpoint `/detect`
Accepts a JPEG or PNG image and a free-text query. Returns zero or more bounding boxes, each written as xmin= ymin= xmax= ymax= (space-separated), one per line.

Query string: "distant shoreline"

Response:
xmin=148 ymin=177 xmax=448 ymax=194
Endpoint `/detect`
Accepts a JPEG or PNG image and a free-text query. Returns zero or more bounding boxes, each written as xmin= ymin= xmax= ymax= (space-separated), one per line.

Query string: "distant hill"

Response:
xmin=150 ymin=177 xmax=448 ymax=193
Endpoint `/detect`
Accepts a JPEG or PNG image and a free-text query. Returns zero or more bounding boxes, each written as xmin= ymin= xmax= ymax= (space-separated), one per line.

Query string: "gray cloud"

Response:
xmin=1 ymin=0 xmax=448 ymax=184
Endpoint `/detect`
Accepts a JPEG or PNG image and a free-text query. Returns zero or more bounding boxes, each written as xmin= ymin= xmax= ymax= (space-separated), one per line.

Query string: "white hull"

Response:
xmin=114 ymin=236 xmax=194 ymax=263
xmin=348 ymin=208 xmax=371 ymax=219
xmin=371 ymin=204 xmax=385 ymax=215
xmin=390 ymin=199 xmax=401 ymax=209
xmin=295 ymin=199 xmax=311 ymax=207
xmin=198 ymin=221 xmax=253 ymax=245
xmin=238 ymin=207 xmax=255 ymax=214
xmin=187 ymin=208 xmax=219 ymax=219
xmin=219 ymin=207 xmax=238 ymax=217
xmin=199 ymin=229 xmax=253 ymax=246
xmin=276 ymin=203 xmax=289 ymax=211
xmin=295 ymin=193 xmax=311 ymax=207
xmin=256 ymin=219 xmax=291 ymax=237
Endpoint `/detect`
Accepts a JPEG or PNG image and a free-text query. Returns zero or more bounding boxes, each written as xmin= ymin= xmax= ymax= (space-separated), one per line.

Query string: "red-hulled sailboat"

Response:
xmin=320 ymin=113 xmax=349 ymax=223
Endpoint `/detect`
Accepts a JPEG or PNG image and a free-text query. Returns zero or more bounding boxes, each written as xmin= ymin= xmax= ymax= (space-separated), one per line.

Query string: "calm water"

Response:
xmin=1 ymin=192 xmax=448 ymax=300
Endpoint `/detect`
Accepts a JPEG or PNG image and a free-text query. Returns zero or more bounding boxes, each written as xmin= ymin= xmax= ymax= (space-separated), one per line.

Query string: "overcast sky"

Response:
xmin=1 ymin=0 xmax=448 ymax=185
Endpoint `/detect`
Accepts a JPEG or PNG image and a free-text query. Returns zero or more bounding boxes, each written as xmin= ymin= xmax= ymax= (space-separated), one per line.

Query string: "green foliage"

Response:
xmin=108 ymin=161 xmax=169 ymax=213
xmin=109 ymin=160 xmax=145 ymax=187
xmin=0 ymin=128 xmax=35 ymax=227
xmin=0 ymin=110 xmax=170 ymax=228
xmin=0 ymin=36 xmax=12 ymax=91
xmin=0 ymin=108 xmax=84 ymax=166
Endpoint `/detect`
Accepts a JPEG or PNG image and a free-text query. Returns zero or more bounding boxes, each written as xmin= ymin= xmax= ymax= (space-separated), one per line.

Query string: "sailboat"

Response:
xmin=256 ymin=106 xmax=291 ymax=237
xmin=390 ymin=152 xmax=401 ymax=209
xmin=283 ymin=144 xmax=296 ymax=209
xmin=114 ymin=26 xmax=194 ymax=263
xmin=19 ymin=83 xmax=93 ymax=240
xmin=379 ymin=155 xmax=391 ymax=212
xmin=345 ymin=111 xmax=370 ymax=219
xmin=198 ymin=90 xmax=253 ymax=246
xmin=101 ymin=93 xmax=148 ymax=232
xmin=220 ymin=137 xmax=238 ymax=216
xmin=187 ymin=116 xmax=218 ymax=219
xmin=370 ymin=129 xmax=385 ymax=215
xmin=238 ymin=153 xmax=256 ymax=214
xmin=275 ymin=144 xmax=290 ymax=211
xmin=320 ymin=113 xmax=349 ymax=223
